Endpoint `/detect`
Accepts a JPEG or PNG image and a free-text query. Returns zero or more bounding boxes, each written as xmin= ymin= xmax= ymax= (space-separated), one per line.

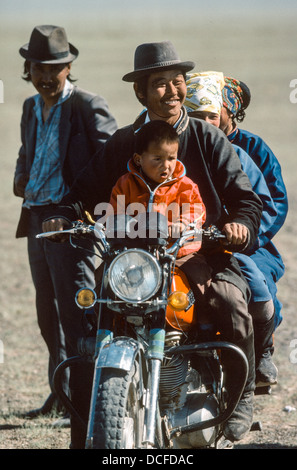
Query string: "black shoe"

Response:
xmin=256 ymin=351 xmax=278 ymax=386
xmin=254 ymin=313 xmax=277 ymax=383
xmin=25 ymin=393 xmax=57 ymax=418
xmin=223 ymin=390 xmax=254 ymax=442
xmin=222 ymin=333 xmax=255 ymax=442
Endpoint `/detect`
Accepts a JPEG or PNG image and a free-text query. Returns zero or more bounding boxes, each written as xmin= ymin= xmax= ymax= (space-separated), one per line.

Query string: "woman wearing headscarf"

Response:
xmin=221 ymin=77 xmax=288 ymax=240
xmin=220 ymin=77 xmax=287 ymax=330
xmin=184 ymin=72 xmax=285 ymax=388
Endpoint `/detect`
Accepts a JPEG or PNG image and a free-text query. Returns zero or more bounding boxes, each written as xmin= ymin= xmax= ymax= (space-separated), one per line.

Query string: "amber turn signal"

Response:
xmin=75 ymin=288 xmax=97 ymax=308
xmin=168 ymin=291 xmax=189 ymax=311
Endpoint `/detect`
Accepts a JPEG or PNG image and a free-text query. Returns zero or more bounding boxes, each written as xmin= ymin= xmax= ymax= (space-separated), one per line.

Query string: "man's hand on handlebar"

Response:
xmin=221 ymin=222 xmax=249 ymax=246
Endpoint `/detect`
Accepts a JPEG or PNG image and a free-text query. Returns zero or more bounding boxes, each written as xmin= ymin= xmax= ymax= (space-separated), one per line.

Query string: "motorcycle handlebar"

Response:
xmin=36 ymin=223 xmax=95 ymax=239
xmin=167 ymin=225 xmax=225 ymax=254
xmin=36 ymin=221 xmax=225 ymax=247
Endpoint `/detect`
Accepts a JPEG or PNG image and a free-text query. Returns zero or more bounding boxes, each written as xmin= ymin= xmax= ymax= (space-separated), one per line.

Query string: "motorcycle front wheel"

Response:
xmin=92 ymin=363 xmax=144 ymax=449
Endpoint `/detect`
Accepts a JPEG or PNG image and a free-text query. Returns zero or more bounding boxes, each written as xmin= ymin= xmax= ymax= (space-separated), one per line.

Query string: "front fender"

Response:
xmin=96 ymin=336 xmax=144 ymax=372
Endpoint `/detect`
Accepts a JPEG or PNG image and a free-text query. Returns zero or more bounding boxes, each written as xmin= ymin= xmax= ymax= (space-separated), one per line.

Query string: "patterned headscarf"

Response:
xmin=222 ymin=77 xmax=246 ymax=116
xmin=184 ymin=71 xmax=225 ymax=115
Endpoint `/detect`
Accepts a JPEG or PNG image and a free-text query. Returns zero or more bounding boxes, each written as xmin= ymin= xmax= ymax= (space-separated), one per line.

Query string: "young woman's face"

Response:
xmin=189 ymin=110 xmax=221 ymax=128
xmin=219 ymin=106 xmax=234 ymax=135
xmin=29 ymin=62 xmax=71 ymax=105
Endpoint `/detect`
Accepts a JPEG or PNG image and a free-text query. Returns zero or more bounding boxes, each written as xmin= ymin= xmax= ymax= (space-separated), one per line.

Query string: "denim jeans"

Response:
xmin=235 ymin=242 xmax=285 ymax=329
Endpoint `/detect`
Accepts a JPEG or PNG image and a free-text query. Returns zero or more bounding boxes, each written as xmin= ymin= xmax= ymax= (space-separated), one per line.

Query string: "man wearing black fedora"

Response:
xmin=13 ymin=25 xmax=117 ymax=446
xmin=44 ymin=40 xmax=262 ymax=445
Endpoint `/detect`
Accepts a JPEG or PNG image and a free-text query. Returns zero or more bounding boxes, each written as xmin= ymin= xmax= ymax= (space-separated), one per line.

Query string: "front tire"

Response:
xmin=92 ymin=364 xmax=144 ymax=449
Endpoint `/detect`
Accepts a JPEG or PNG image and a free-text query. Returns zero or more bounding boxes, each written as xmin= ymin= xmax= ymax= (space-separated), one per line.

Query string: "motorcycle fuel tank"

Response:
xmin=166 ymin=267 xmax=196 ymax=332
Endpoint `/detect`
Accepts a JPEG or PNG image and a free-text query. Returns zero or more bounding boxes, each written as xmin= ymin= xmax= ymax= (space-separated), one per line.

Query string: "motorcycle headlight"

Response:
xmin=108 ymin=249 xmax=162 ymax=302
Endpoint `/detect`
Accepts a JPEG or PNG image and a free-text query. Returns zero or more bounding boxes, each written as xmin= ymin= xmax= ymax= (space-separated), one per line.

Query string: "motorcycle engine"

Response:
xmin=159 ymin=331 xmax=220 ymax=448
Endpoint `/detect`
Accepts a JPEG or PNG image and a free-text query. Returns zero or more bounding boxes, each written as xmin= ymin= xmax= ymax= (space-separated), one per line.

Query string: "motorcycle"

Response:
xmin=37 ymin=213 xmax=263 ymax=449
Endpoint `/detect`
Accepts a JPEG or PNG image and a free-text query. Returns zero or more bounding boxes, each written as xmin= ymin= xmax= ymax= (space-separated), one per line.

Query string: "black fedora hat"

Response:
xmin=19 ymin=25 xmax=79 ymax=64
xmin=122 ymin=40 xmax=195 ymax=82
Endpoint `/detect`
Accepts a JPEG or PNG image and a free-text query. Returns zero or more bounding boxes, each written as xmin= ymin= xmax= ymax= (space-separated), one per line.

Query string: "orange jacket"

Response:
xmin=108 ymin=159 xmax=206 ymax=258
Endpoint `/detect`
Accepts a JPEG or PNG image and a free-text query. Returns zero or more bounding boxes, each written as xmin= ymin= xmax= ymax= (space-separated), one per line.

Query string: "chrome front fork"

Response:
xmin=85 ymin=328 xmax=113 ymax=449
xmin=143 ymin=327 xmax=165 ymax=447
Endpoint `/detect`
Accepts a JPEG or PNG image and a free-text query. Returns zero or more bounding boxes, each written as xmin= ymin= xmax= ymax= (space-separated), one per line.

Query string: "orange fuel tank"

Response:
xmin=166 ymin=267 xmax=196 ymax=331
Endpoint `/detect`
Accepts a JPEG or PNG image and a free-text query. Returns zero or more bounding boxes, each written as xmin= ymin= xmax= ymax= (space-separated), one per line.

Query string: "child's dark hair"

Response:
xmin=135 ymin=120 xmax=179 ymax=155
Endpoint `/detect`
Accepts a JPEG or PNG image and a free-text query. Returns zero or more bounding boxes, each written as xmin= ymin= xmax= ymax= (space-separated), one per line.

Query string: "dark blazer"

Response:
xmin=14 ymin=86 xmax=117 ymax=237
xmin=64 ymin=109 xmax=263 ymax=298
xmin=68 ymin=109 xmax=262 ymax=252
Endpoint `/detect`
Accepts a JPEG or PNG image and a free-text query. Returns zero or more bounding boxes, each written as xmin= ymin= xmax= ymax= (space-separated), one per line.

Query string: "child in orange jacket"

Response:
xmin=107 ymin=120 xmax=206 ymax=257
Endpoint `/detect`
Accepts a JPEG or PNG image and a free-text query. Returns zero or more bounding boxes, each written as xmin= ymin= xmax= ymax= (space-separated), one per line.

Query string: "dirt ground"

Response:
xmin=1 ymin=4 xmax=297 ymax=451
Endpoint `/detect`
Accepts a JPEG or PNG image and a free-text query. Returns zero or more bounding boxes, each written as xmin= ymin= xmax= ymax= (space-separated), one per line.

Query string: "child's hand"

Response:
xmin=168 ymin=222 xmax=185 ymax=239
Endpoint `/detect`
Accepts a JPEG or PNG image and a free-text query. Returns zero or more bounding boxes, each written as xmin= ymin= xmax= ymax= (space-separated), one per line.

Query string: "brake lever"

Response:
xmin=36 ymin=223 xmax=94 ymax=239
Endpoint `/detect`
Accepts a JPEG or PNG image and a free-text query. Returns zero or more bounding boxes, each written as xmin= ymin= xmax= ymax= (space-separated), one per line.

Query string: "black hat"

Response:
xmin=19 ymin=25 xmax=78 ymax=64
xmin=122 ymin=40 xmax=195 ymax=82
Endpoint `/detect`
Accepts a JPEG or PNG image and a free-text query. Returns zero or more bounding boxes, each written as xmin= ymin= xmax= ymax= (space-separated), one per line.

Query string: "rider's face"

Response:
xmin=136 ymin=69 xmax=187 ymax=126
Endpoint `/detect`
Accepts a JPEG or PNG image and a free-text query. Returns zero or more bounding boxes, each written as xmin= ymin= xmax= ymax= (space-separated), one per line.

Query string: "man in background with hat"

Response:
xmin=13 ymin=25 xmax=117 ymax=447
xmin=44 ymin=40 xmax=262 ymax=445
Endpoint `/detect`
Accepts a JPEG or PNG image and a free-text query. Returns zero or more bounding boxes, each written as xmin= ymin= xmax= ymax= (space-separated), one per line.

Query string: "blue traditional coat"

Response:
xmin=229 ymin=127 xmax=288 ymax=328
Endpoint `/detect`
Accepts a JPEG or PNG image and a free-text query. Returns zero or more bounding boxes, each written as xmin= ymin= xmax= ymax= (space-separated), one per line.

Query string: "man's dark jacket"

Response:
xmin=14 ymin=86 xmax=118 ymax=237
xmin=68 ymin=109 xmax=262 ymax=247
xmin=49 ymin=108 xmax=264 ymax=296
